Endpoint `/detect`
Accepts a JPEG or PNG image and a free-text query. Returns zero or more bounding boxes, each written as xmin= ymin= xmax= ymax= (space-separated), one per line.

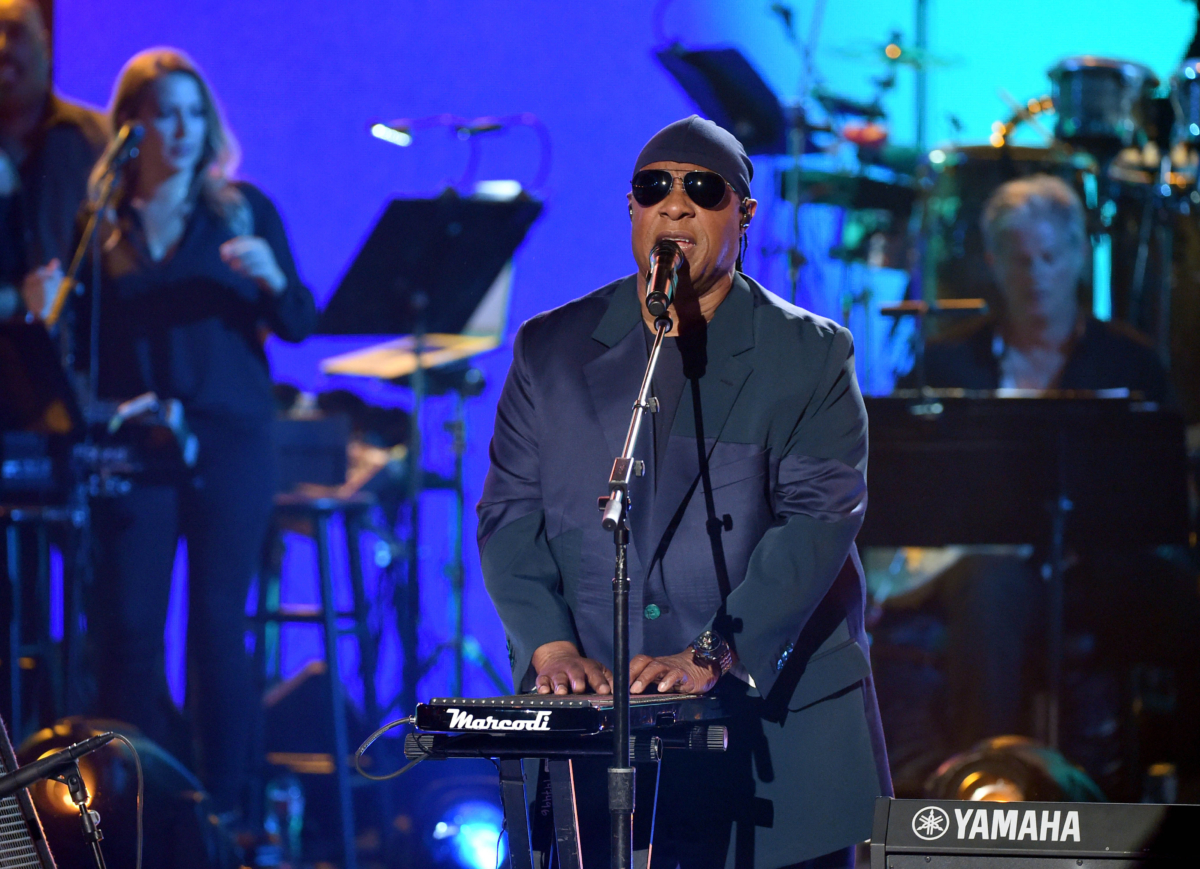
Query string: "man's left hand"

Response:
xmin=629 ymin=651 xmax=719 ymax=695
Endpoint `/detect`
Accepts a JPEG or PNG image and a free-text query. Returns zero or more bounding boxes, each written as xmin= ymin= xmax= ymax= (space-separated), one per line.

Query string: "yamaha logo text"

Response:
xmin=447 ymin=708 xmax=553 ymax=732
xmin=912 ymin=806 xmax=1082 ymax=843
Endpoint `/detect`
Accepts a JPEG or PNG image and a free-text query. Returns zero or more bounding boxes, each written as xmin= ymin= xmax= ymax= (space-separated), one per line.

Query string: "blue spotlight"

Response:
xmin=429 ymin=799 xmax=507 ymax=869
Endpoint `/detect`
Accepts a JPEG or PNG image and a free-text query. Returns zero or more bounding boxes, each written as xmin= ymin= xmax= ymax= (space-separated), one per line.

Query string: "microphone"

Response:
xmin=0 ymin=732 xmax=116 ymax=800
xmin=103 ymin=122 xmax=145 ymax=174
xmin=369 ymin=121 xmax=413 ymax=147
xmin=645 ymin=239 xmax=683 ymax=318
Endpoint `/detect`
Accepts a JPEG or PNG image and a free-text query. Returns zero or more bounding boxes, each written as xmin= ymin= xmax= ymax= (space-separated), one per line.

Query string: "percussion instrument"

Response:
xmin=1048 ymin=56 xmax=1158 ymax=158
xmin=1170 ymin=58 xmax=1200 ymax=145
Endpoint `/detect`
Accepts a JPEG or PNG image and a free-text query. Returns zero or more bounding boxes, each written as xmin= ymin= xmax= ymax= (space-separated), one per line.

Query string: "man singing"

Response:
xmin=478 ymin=116 xmax=890 ymax=869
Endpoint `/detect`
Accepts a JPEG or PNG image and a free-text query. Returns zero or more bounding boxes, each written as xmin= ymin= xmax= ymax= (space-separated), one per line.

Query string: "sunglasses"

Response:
xmin=630 ymin=169 xmax=732 ymax=210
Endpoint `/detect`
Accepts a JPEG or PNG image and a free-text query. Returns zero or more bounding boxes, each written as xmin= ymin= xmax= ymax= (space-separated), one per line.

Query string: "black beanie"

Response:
xmin=634 ymin=115 xmax=753 ymax=200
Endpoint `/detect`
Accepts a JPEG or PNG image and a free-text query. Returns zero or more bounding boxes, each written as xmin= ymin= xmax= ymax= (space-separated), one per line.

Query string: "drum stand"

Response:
xmin=1127 ymin=159 xmax=1177 ymax=367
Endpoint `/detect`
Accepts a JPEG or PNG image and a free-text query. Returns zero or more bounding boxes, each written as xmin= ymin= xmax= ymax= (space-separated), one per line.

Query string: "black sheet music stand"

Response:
xmin=858 ymin=393 xmax=1189 ymax=747
xmin=318 ymin=193 xmax=542 ymax=337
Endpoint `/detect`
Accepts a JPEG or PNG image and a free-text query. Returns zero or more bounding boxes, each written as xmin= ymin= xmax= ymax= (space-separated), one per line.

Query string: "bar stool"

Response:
xmin=253 ymin=491 xmax=378 ymax=869
xmin=1 ymin=503 xmax=86 ymax=743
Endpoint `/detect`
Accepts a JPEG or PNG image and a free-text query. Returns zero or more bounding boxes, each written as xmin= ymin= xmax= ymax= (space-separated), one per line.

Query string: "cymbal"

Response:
xmin=778 ymin=168 xmax=916 ymax=214
xmin=826 ymin=41 xmax=962 ymax=71
xmin=320 ymin=333 xmax=500 ymax=380
xmin=814 ymin=87 xmax=886 ymax=120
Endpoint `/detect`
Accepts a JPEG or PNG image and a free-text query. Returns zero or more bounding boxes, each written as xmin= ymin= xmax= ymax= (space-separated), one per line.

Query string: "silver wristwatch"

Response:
xmin=691 ymin=629 xmax=733 ymax=676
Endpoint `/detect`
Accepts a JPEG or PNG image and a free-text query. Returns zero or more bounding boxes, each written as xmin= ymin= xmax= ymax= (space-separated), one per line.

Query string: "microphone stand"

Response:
xmin=600 ymin=308 xmax=672 ymax=869
xmin=55 ymin=760 xmax=107 ymax=869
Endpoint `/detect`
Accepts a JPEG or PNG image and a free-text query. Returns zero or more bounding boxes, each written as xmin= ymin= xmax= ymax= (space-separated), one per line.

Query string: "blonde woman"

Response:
xmin=34 ymin=48 xmax=317 ymax=819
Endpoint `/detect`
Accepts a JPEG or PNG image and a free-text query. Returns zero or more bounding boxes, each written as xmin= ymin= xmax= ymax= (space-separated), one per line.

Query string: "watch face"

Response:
xmin=695 ymin=631 xmax=718 ymax=655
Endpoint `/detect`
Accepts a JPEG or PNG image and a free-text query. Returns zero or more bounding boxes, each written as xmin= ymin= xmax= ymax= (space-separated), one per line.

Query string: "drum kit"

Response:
xmin=785 ymin=51 xmax=1200 ymax=417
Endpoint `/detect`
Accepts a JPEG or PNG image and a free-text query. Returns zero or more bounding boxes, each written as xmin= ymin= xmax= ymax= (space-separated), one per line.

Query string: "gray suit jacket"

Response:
xmin=478 ymin=273 xmax=891 ymax=866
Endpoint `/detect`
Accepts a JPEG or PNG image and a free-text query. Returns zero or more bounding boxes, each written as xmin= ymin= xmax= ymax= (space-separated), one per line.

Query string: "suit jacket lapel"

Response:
xmin=583 ymin=276 xmax=654 ymax=571
xmin=648 ymin=276 xmax=756 ymax=561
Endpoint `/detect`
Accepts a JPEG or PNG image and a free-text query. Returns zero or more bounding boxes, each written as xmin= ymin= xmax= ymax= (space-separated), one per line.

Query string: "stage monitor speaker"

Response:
xmin=0 ymin=713 xmax=58 ymax=868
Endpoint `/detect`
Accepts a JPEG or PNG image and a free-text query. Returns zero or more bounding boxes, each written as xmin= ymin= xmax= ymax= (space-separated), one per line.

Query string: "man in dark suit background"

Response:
xmin=0 ymin=0 xmax=105 ymax=733
xmin=477 ymin=116 xmax=890 ymax=869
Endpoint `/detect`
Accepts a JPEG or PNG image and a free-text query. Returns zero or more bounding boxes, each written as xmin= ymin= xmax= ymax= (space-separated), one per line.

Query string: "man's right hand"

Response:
xmin=530 ymin=641 xmax=613 ymax=695
xmin=21 ymin=259 xmax=62 ymax=321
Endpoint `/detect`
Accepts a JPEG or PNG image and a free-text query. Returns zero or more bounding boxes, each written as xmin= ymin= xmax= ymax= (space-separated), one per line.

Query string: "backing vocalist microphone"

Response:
xmin=645 ymin=239 xmax=683 ymax=318
xmin=101 ymin=122 xmax=145 ymax=176
xmin=0 ymin=732 xmax=116 ymax=800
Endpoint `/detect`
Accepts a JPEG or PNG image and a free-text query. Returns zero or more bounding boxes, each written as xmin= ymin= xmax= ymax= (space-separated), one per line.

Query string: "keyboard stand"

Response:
xmin=498 ymin=758 xmax=536 ymax=869
xmin=405 ymin=725 xmax=724 ymax=869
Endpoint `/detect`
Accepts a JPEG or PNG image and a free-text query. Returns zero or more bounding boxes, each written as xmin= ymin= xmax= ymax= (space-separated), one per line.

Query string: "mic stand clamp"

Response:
xmin=53 ymin=759 xmax=107 ymax=869
xmin=599 ymin=312 xmax=672 ymax=869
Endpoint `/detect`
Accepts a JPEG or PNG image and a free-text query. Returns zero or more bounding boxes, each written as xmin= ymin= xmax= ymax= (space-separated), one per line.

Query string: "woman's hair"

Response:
xmin=89 ymin=47 xmax=250 ymax=233
xmin=980 ymin=174 xmax=1086 ymax=254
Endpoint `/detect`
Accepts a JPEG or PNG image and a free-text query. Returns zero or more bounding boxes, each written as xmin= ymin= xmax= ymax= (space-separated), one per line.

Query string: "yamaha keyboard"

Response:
xmin=414 ymin=692 xmax=726 ymax=735
xmin=871 ymin=798 xmax=1200 ymax=867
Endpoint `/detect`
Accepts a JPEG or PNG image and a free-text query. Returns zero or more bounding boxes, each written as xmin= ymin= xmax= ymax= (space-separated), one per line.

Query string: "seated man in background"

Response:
xmin=886 ymin=174 xmax=1198 ymax=797
xmin=918 ymin=173 xmax=1169 ymax=399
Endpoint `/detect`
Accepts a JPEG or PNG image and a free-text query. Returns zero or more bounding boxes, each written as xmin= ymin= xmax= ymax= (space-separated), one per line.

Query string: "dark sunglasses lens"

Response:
xmin=684 ymin=172 xmax=727 ymax=209
xmin=631 ymin=170 xmax=672 ymax=206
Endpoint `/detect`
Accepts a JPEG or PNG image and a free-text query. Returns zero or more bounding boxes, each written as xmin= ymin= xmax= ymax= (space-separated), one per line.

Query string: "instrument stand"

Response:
xmin=1036 ymin=437 xmax=1073 ymax=750
xmin=600 ymin=312 xmax=671 ymax=869
xmin=399 ymin=696 xmax=728 ymax=869
xmin=422 ymin=387 xmax=509 ymax=697
xmin=1127 ymin=166 xmax=1176 ymax=367
xmin=398 ymin=301 xmax=428 ymax=719
xmin=56 ymin=759 xmax=107 ymax=869
xmin=409 ymin=733 xmax=671 ymax=869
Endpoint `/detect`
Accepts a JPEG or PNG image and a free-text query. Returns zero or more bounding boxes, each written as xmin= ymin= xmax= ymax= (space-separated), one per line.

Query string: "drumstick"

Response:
xmin=997 ymin=87 xmax=1056 ymax=146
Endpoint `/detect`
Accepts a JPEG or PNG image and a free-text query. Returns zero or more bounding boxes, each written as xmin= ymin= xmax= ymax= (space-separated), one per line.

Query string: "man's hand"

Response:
xmin=531 ymin=641 xmax=613 ymax=695
xmin=21 ymin=259 xmax=63 ymax=321
xmin=629 ymin=650 xmax=720 ymax=695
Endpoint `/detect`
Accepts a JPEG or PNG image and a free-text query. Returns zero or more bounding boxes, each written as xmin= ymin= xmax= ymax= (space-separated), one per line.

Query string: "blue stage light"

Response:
xmin=429 ymin=799 xmax=507 ymax=869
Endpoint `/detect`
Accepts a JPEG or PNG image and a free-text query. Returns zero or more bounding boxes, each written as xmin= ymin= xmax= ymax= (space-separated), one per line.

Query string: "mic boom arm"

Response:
xmin=0 ymin=732 xmax=116 ymax=801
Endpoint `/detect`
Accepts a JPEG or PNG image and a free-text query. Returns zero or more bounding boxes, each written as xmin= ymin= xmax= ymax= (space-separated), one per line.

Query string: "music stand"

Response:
xmin=319 ymin=194 xmax=542 ymax=714
xmin=858 ymin=394 xmax=1189 ymax=748
xmin=318 ymin=194 xmax=541 ymax=336
xmin=654 ymin=44 xmax=790 ymax=155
